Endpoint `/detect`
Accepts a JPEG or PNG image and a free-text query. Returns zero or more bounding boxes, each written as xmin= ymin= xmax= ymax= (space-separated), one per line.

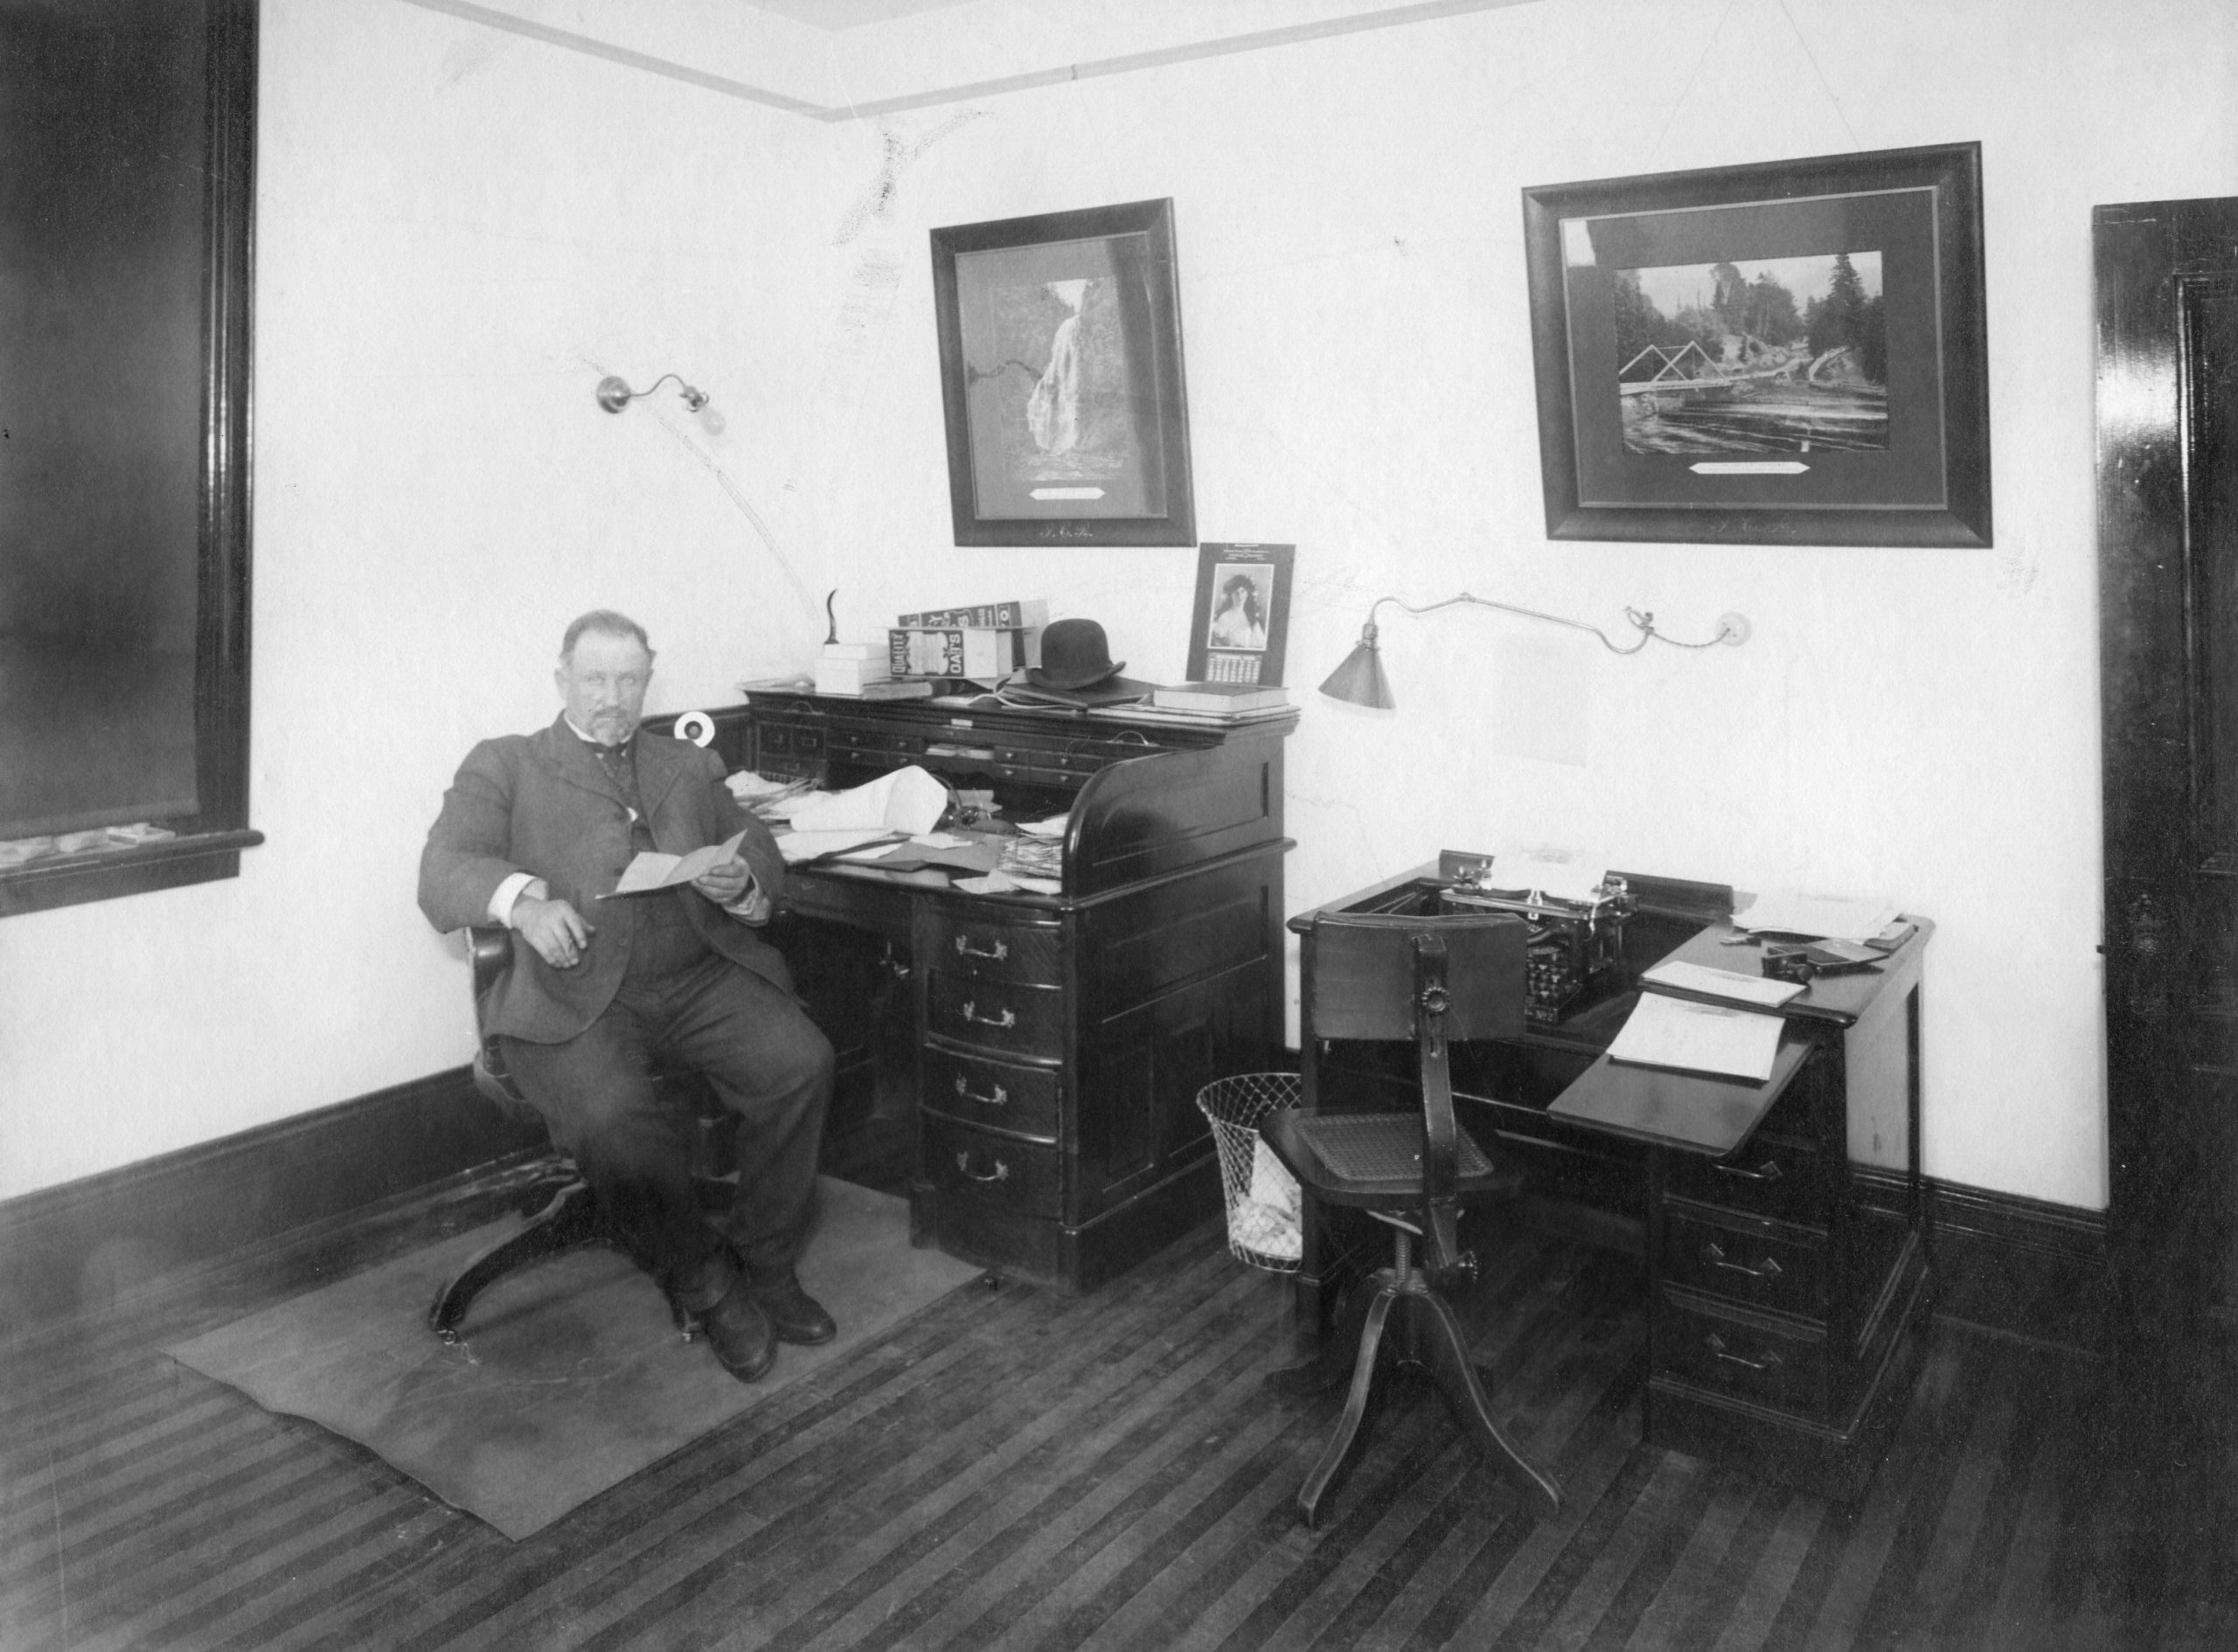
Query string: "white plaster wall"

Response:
xmin=793 ymin=0 xmax=2238 ymax=1211
xmin=2 ymin=0 xmax=2231 ymax=1214
xmin=0 ymin=0 xmax=839 ymax=1197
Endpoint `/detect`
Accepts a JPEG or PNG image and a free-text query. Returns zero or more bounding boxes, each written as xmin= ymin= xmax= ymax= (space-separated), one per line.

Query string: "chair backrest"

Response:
xmin=1306 ymin=910 xmax=1527 ymax=1281
xmin=1305 ymin=911 xmax=1527 ymax=1043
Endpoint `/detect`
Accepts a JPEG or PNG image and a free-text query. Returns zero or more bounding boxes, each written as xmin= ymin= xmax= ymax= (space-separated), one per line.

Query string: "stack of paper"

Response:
xmin=1606 ymin=994 xmax=1784 ymax=1081
xmin=1734 ymin=889 xmax=1902 ymax=942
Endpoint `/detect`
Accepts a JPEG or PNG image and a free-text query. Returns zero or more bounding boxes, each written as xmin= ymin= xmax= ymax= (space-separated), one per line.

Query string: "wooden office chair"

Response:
xmin=426 ymin=927 xmax=734 ymax=1343
xmin=1260 ymin=910 xmax=1563 ymax=1529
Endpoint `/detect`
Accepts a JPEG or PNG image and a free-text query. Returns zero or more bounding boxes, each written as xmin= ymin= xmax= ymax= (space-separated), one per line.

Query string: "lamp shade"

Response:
xmin=1318 ymin=633 xmax=1395 ymax=709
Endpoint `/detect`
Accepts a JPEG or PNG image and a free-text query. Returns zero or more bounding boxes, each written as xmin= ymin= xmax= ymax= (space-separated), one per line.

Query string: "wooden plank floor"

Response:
xmin=0 ymin=1162 xmax=2227 ymax=1651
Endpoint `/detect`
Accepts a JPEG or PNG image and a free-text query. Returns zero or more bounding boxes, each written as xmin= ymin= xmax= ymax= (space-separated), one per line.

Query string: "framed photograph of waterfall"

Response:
xmin=930 ymin=198 xmax=1197 ymax=546
xmin=1522 ymin=142 xmax=1990 ymax=547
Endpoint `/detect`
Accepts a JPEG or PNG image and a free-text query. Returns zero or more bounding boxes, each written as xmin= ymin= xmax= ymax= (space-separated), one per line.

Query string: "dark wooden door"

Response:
xmin=2096 ymin=198 xmax=2238 ymax=1625
xmin=2096 ymin=198 xmax=2238 ymax=1330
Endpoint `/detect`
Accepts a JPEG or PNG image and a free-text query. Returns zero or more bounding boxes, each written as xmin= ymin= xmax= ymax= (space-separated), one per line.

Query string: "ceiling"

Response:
xmin=743 ymin=0 xmax=977 ymax=29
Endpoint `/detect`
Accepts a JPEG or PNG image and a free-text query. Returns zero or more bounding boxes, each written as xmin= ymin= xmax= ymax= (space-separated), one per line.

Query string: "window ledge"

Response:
xmin=0 ymin=829 xmax=265 ymax=919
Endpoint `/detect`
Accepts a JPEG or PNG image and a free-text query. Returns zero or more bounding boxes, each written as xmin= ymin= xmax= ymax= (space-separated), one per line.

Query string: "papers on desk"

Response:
xmin=1486 ymin=850 xmax=1607 ymax=902
xmin=605 ymin=829 xmax=750 ymax=895
xmin=773 ymin=827 xmax=901 ymax=864
xmin=1639 ymin=960 xmax=1806 ymax=1010
xmin=1606 ymin=993 xmax=1784 ymax=1082
xmin=1734 ymin=889 xmax=1902 ymax=943
xmin=785 ymin=765 xmax=949 ymax=836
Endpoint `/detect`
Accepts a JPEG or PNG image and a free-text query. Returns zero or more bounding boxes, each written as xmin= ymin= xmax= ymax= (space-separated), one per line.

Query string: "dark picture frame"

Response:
xmin=0 ymin=0 xmax=260 ymax=919
xmin=929 ymin=198 xmax=1196 ymax=547
xmin=1522 ymin=142 xmax=1990 ymax=547
xmin=1185 ymin=543 xmax=1293 ymax=686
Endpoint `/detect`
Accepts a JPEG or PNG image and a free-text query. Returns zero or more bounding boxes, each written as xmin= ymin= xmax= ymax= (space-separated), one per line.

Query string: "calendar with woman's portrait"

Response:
xmin=1185 ymin=543 xmax=1293 ymax=686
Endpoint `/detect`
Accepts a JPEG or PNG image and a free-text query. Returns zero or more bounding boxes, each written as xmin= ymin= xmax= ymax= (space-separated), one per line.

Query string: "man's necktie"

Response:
xmin=594 ymin=741 xmax=653 ymax=849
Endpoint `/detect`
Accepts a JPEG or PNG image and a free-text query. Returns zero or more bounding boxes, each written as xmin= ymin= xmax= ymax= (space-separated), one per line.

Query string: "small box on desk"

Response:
xmin=887 ymin=626 xmax=1043 ymax=679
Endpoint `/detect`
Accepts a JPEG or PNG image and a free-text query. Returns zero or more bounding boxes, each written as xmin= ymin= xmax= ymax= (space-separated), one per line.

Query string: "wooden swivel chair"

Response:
xmin=426 ymin=926 xmax=734 ymax=1342
xmin=1261 ymin=910 xmax=1563 ymax=1529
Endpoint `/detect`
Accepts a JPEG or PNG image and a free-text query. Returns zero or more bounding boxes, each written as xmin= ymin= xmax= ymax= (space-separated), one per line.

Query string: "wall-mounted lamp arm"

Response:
xmin=1321 ymin=592 xmax=1749 ymax=709
xmin=595 ymin=371 xmax=709 ymax=413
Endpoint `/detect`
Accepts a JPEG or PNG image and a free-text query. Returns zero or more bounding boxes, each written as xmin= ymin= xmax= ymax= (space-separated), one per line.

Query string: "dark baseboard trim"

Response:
xmin=0 ymin=1067 xmax=545 ymax=1329
xmin=1928 ymin=1177 xmax=2110 ymax=1357
xmin=0 ymin=1065 xmax=2114 ymax=1357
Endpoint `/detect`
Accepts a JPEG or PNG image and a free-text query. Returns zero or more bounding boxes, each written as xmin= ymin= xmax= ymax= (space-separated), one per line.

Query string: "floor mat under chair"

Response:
xmin=163 ymin=1175 xmax=985 ymax=1539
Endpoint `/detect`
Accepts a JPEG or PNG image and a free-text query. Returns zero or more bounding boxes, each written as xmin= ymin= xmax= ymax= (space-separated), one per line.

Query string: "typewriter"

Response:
xmin=1432 ymin=850 xmax=1636 ymax=1025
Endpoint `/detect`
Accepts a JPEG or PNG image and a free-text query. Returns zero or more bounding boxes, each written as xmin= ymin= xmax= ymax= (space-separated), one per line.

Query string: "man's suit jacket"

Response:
xmin=419 ymin=715 xmax=792 ymax=1043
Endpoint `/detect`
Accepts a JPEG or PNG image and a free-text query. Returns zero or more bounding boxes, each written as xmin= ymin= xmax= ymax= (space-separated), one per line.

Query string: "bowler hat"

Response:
xmin=1027 ymin=618 xmax=1125 ymax=691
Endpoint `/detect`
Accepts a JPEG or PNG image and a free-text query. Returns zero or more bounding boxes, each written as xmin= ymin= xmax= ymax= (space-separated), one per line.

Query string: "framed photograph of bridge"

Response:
xmin=1522 ymin=142 xmax=1990 ymax=547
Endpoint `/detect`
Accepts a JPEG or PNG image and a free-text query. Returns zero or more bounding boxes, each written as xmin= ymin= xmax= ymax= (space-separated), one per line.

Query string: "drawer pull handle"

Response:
xmin=959 ymin=1001 xmax=1017 ymax=1031
xmin=1703 ymin=1240 xmax=1783 ymax=1281
xmin=954 ymin=1075 xmax=1009 ymax=1108
xmin=1714 ymin=1157 xmax=1783 ymax=1183
xmin=956 ymin=1151 xmax=1010 ymax=1183
xmin=1706 ymin=1333 xmax=1783 ymax=1373
xmin=954 ymin=935 xmax=1011 ymax=962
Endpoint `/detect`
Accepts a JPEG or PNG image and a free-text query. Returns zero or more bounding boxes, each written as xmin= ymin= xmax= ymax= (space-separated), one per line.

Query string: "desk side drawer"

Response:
xmin=1662 ymin=1136 xmax=1835 ymax=1225
xmin=923 ymin=1114 xmax=1062 ymax=1217
xmin=921 ymin=1046 xmax=1061 ymax=1142
xmin=918 ymin=908 xmax=1065 ymax=985
xmin=925 ymin=969 xmax=1067 ymax=1059
xmin=1656 ymin=1288 xmax=1829 ymax=1419
xmin=1661 ymin=1200 xmax=1827 ymax=1318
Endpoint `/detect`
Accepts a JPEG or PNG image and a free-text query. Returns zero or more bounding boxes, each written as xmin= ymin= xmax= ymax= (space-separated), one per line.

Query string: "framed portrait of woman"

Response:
xmin=1185 ymin=543 xmax=1293 ymax=686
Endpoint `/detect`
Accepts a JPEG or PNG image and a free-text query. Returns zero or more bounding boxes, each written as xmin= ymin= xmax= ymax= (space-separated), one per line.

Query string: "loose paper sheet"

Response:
xmin=786 ymin=767 xmax=948 ymax=836
xmin=1638 ymin=960 xmax=1805 ymax=1010
xmin=604 ymin=830 xmax=750 ymax=896
xmin=774 ymin=827 xmax=903 ymax=864
xmin=1607 ymin=993 xmax=1784 ymax=1081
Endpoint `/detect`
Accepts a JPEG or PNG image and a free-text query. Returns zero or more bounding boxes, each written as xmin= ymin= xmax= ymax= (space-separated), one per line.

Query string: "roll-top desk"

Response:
xmin=683 ymin=691 xmax=1295 ymax=1293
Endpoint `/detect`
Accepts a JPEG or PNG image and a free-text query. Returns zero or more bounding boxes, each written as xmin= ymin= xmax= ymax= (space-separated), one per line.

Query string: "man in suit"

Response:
xmin=419 ymin=610 xmax=836 ymax=1383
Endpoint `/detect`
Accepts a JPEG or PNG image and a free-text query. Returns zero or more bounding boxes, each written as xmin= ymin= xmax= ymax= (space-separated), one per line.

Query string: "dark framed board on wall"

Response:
xmin=929 ymin=198 xmax=1196 ymax=547
xmin=0 ymin=0 xmax=261 ymax=917
xmin=1522 ymin=142 xmax=1990 ymax=547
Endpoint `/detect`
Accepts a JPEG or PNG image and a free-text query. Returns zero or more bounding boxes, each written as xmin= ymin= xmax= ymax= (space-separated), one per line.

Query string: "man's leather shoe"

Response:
xmin=697 ymin=1281 xmax=777 ymax=1381
xmin=751 ymin=1275 xmax=837 ymax=1345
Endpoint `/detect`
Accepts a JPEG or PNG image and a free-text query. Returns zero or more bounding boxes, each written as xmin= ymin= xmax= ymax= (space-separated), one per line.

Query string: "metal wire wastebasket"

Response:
xmin=1195 ymin=1072 xmax=1304 ymax=1274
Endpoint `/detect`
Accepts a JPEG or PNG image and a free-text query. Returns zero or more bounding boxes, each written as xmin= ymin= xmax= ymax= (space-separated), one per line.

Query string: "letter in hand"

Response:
xmin=516 ymin=896 xmax=595 ymax=968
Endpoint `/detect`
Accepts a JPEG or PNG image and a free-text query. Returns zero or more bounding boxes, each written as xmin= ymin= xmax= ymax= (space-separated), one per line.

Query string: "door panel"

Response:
xmin=2096 ymin=198 xmax=2238 ymax=1324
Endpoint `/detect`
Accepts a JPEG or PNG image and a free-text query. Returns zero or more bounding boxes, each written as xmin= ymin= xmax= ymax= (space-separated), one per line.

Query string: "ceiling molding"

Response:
xmin=396 ymin=0 xmax=1540 ymax=122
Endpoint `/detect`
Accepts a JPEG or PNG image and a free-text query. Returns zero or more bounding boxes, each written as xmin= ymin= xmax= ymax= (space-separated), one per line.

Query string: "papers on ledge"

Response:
xmin=1734 ymin=889 xmax=1902 ymax=943
xmin=606 ymin=829 xmax=749 ymax=895
xmin=1639 ymin=960 xmax=1805 ymax=1010
xmin=1607 ymin=993 xmax=1783 ymax=1082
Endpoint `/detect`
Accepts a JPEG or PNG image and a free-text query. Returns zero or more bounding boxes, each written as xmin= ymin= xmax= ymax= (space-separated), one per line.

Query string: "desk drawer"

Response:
xmin=925 ymin=969 xmax=1066 ymax=1059
xmin=1656 ymin=1288 xmax=1828 ymax=1419
xmin=924 ymin=1114 xmax=1061 ymax=1218
xmin=919 ymin=908 xmax=1064 ymax=985
xmin=1662 ymin=1136 xmax=1834 ymax=1226
xmin=921 ymin=1046 xmax=1061 ymax=1142
xmin=1661 ymin=1200 xmax=1826 ymax=1318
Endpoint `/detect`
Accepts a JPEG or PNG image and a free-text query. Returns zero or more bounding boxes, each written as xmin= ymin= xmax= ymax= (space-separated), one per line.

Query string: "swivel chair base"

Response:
xmin=426 ymin=1166 xmax=733 ymax=1344
xmin=1273 ymin=1226 xmax=1562 ymax=1530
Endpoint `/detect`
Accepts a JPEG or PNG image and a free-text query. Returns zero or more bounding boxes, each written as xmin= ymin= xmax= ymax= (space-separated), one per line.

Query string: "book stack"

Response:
xmin=1145 ymin=681 xmax=1292 ymax=721
xmin=888 ymin=597 xmax=1047 ymax=683
xmin=814 ymin=642 xmax=931 ymax=699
